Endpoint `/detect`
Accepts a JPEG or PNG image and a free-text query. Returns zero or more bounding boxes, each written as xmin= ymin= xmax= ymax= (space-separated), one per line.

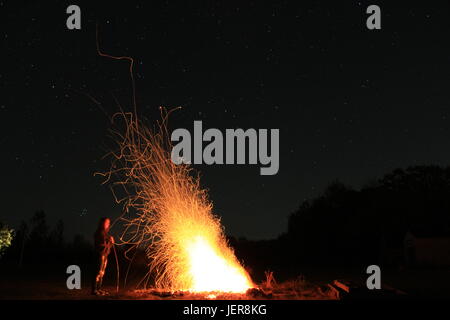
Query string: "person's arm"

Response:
xmin=106 ymin=234 xmax=114 ymax=248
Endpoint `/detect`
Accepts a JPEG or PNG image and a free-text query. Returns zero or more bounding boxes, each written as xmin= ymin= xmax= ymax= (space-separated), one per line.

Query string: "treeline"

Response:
xmin=231 ymin=165 xmax=450 ymax=280
xmin=3 ymin=211 xmax=93 ymax=267
xmin=1 ymin=211 xmax=148 ymax=286
xmin=2 ymin=165 xmax=450 ymax=282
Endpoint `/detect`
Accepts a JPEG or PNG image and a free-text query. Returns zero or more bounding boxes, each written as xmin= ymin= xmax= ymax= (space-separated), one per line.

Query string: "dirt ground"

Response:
xmin=1 ymin=264 xmax=448 ymax=299
xmin=0 ymin=279 xmax=334 ymax=300
xmin=0 ymin=264 xmax=334 ymax=300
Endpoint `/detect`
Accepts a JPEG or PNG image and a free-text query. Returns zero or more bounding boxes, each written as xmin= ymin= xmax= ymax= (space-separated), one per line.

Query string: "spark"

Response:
xmin=98 ymin=110 xmax=253 ymax=293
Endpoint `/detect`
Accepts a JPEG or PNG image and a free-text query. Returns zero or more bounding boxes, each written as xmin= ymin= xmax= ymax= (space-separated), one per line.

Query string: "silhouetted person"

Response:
xmin=92 ymin=217 xmax=114 ymax=295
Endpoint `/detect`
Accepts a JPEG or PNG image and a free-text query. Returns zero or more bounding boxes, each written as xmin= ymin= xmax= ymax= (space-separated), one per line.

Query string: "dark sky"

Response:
xmin=2 ymin=1 xmax=450 ymax=241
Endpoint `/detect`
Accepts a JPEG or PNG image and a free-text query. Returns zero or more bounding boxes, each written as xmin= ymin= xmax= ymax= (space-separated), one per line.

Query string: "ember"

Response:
xmin=100 ymin=110 xmax=253 ymax=293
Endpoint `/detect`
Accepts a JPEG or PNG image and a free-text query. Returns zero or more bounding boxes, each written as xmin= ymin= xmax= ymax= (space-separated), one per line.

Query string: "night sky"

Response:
xmin=2 ymin=1 xmax=450 ymax=241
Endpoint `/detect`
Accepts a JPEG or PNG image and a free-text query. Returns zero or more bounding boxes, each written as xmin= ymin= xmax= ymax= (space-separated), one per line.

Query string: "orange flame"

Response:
xmin=100 ymin=111 xmax=253 ymax=293
xmin=186 ymin=236 xmax=252 ymax=292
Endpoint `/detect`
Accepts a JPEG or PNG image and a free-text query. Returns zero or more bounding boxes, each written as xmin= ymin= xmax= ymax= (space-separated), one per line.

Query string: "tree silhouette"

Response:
xmin=285 ymin=166 xmax=450 ymax=267
xmin=49 ymin=219 xmax=64 ymax=247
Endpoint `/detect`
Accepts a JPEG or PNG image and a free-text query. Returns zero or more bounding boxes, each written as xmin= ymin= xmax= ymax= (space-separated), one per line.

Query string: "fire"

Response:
xmin=187 ymin=236 xmax=252 ymax=292
xmin=100 ymin=110 xmax=253 ymax=293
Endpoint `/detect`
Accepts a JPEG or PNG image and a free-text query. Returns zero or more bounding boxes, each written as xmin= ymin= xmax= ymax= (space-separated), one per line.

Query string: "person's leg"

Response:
xmin=97 ymin=256 xmax=108 ymax=294
xmin=92 ymin=255 xmax=102 ymax=295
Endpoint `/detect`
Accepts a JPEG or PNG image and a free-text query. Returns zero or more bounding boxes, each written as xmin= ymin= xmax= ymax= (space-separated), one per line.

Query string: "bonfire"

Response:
xmin=98 ymin=110 xmax=253 ymax=293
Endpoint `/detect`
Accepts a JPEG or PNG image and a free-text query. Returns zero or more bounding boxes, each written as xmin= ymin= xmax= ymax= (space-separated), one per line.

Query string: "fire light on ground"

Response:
xmin=99 ymin=110 xmax=253 ymax=293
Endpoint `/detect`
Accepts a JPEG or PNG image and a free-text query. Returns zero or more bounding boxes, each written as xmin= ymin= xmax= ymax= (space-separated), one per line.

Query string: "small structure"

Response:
xmin=404 ymin=228 xmax=450 ymax=266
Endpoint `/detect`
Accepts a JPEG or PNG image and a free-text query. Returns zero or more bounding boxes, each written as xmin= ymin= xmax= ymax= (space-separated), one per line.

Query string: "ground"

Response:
xmin=0 ymin=263 xmax=333 ymax=300
xmin=0 ymin=264 xmax=448 ymax=299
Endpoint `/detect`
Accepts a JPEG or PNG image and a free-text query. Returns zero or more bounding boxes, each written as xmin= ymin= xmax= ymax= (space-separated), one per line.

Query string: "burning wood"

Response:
xmin=129 ymin=279 xmax=337 ymax=300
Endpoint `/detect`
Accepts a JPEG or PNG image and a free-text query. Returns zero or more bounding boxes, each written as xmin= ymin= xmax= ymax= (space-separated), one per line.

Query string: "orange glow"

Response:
xmin=186 ymin=237 xmax=252 ymax=292
xmin=100 ymin=111 xmax=253 ymax=293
